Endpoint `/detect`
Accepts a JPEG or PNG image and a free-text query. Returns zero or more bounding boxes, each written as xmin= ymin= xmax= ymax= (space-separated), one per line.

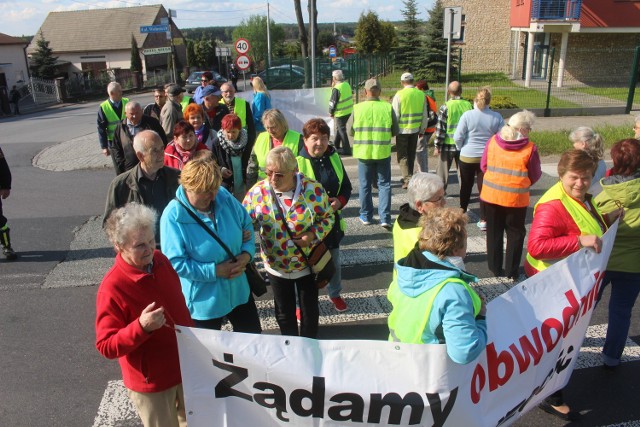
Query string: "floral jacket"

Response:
xmin=243 ymin=173 xmax=335 ymax=274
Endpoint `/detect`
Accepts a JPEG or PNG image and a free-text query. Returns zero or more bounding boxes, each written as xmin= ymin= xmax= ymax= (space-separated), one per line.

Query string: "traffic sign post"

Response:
xmin=234 ymin=38 xmax=251 ymax=55
xmin=236 ymin=55 xmax=251 ymax=71
xmin=140 ymin=24 xmax=169 ymax=33
xmin=329 ymin=45 xmax=337 ymax=58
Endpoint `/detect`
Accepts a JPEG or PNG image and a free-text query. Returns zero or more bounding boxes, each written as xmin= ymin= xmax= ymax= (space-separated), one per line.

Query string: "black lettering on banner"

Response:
xmin=328 ymin=393 xmax=365 ymax=422
xmin=290 ymin=376 xmax=325 ymax=418
xmin=426 ymin=387 xmax=458 ymax=427
xmin=368 ymin=392 xmax=425 ymax=425
xmin=212 ymin=353 xmax=252 ymax=401
xmin=254 ymin=382 xmax=289 ymax=422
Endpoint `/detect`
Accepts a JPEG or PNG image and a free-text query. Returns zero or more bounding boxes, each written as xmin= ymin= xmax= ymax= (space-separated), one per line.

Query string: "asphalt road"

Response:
xmin=0 ymin=94 xmax=638 ymax=427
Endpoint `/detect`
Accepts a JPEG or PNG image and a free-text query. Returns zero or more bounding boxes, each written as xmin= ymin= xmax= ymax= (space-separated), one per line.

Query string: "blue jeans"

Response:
xmin=599 ymin=270 xmax=640 ymax=366
xmin=358 ymin=157 xmax=391 ymax=224
xmin=326 ymin=247 xmax=342 ymax=298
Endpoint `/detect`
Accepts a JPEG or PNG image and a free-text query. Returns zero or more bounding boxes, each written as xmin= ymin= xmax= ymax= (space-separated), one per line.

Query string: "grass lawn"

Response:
xmin=531 ymin=124 xmax=632 ymax=156
xmin=571 ymin=87 xmax=640 ymax=104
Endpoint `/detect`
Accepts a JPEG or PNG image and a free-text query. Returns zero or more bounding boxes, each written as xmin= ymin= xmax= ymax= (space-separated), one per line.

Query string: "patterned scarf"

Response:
xmin=217 ymin=128 xmax=248 ymax=157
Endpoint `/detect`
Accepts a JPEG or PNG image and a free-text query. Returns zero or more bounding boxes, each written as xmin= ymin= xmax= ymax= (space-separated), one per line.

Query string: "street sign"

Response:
xmin=140 ymin=24 xmax=169 ymax=33
xmin=234 ymin=38 xmax=250 ymax=55
xmin=236 ymin=55 xmax=251 ymax=71
xmin=443 ymin=7 xmax=462 ymax=39
xmin=216 ymin=47 xmax=231 ymax=56
xmin=142 ymin=47 xmax=172 ymax=56
xmin=329 ymin=45 xmax=337 ymax=58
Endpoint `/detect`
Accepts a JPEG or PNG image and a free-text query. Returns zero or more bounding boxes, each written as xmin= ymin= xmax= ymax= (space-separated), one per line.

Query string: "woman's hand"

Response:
xmin=579 ymin=235 xmax=602 ymax=254
xmin=139 ymin=302 xmax=165 ymax=333
xmin=328 ymin=197 xmax=342 ymax=211
xmin=605 ymin=207 xmax=625 ymax=225
xmin=242 ymin=229 xmax=253 ymax=242
xmin=216 ymin=258 xmax=247 ymax=279
xmin=221 ymin=167 xmax=233 ymax=179
xmin=292 ymin=231 xmax=315 ymax=248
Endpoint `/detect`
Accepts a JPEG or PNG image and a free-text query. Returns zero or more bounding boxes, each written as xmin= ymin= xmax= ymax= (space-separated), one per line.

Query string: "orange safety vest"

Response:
xmin=480 ymin=136 xmax=534 ymax=208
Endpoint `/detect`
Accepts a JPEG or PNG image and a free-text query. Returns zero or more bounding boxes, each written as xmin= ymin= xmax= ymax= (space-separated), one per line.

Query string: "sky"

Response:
xmin=0 ymin=0 xmax=435 ymax=38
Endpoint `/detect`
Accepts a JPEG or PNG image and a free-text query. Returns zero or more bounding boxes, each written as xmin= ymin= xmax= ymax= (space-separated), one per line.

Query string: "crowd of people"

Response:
xmin=87 ymin=75 xmax=640 ymax=425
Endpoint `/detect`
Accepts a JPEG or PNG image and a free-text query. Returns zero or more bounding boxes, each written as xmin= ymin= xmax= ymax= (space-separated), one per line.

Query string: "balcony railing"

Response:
xmin=531 ymin=0 xmax=582 ymax=20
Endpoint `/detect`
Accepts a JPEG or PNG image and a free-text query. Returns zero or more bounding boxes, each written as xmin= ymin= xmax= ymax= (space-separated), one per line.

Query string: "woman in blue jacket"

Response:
xmin=160 ymin=153 xmax=261 ymax=332
xmin=388 ymin=207 xmax=487 ymax=364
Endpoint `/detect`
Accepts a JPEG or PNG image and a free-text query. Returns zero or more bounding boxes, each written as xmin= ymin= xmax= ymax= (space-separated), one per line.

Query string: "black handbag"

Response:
xmin=270 ymin=189 xmax=335 ymax=289
xmin=175 ymin=198 xmax=268 ymax=297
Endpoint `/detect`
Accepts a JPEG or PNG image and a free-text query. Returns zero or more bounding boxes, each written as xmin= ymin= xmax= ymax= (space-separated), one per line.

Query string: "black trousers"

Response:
xmin=333 ymin=114 xmax=351 ymax=153
xmin=0 ymin=198 xmax=6 ymax=228
xmin=268 ymin=272 xmax=319 ymax=338
xmin=192 ymin=296 xmax=262 ymax=333
xmin=484 ymin=202 xmax=527 ymax=278
xmin=458 ymin=159 xmax=485 ymax=219
xmin=396 ymin=133 xmax=419 ymax=183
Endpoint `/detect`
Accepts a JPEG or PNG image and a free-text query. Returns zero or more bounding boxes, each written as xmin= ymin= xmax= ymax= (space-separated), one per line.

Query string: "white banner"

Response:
xmin=176 ymin=223 xmax=617 ymax=427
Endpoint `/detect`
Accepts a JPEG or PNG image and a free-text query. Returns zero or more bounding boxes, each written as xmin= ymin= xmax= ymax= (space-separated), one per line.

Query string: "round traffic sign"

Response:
xmin=236 ymin=55 xmax=251 ymax=71
xmin=234 ymin=38 xmax=251 ymax=55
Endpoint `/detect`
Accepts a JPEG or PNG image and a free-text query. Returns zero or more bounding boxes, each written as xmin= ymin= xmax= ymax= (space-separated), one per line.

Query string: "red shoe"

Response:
xmin=330 ymin=297 xmax=348 ymax=312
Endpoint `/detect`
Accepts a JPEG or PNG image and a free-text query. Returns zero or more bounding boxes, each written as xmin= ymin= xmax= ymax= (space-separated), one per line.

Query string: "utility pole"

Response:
xmin=310 ymin=0 xmax=316 ymax=88
xmin=267 ymin=2 xmax=272 ymax=67
xmin=444 ymin=8 xmax=455 ymax=101
xmin=168 ymin=9 xmax=177 ymax=83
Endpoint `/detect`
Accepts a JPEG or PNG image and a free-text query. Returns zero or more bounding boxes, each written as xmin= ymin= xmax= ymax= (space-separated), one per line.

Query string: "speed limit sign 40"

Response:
xmin=236 ymin=55 xmax=251 ymax=71
xmin=235 ymin=38 xmax=250 ymax=55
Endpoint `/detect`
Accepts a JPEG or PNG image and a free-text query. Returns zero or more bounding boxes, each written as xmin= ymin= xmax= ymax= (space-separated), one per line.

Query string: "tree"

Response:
xmin=232 ymin=15 xmax=285 ymax=70
xmin=418 ymin=0 xmax=456 ymax=81
xmin=317 ymin=30 xmax=335 ymax=51
xmin=293 ymin=0 xmax=309 ymax=58
xmin=193 ymin=34 xmax=216 ymax=69
xmin=395 ymin=0 xmax=422 ymax=71
xmin=130 ymin=35 xmax=142 ymax=73
xmin=186 ymin=39 xmax=196 ymax=68
xmin=355 ymin=11 xmax=397 ymax=55
xmin=30 ymin=32 xmax=58 ymax=79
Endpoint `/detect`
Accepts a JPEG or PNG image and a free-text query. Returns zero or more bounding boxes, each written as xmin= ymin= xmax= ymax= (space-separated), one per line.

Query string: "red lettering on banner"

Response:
xmin=561 ymin=291 xmax=581 ymax=338
xmin=541 ymin=318 xmax=563 ymax=352
xmin=470 ymin=364 xmax=486 ymax=404
xmin=508 ymin=328 xmax=544 ymax=373
xmin=486 ymin=343 xmax=515 ymax=392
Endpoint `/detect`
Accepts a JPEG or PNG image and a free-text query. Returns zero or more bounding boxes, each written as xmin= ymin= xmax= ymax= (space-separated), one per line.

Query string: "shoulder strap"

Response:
xmin=269 ymin=188 xmax=309 ymax=263
xmin=174 ymin=198 xmax=237 ymax=262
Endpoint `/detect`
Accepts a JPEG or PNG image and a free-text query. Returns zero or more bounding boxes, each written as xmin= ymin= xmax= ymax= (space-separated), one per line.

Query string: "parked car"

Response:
xmin=185 ymin=71 xmax=228 ymax=93
xmin=251 ymin=65 xmax=333 ymax=90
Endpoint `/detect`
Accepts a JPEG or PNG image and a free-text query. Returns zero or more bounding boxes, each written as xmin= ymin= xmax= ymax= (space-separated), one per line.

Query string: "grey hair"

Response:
xmin=266 ymin=146 xmax=297 ymax=173
xmin=132 ymin=130 xmax=162 ymax=154
xmin=104 ymin=202 xmax=157 ymax=248
xmin=569 ymin=126 xmax=604 ymax=159
xmin=332 ymin=70 xmax=345 ymax=81
xmin=407 ymin=172 xmax=444 ymax=206
xmin=125 ymin=100 xmax=141 ymax=111
xmin=501 ymin=110 xmax=536 ymax=140
xmin=107 ymin=82 xmax=122 ymax=95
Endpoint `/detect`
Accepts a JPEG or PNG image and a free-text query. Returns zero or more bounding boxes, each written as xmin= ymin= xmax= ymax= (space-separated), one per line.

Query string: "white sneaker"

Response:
xmin=477 ymin=220 xmax=487 ymax=231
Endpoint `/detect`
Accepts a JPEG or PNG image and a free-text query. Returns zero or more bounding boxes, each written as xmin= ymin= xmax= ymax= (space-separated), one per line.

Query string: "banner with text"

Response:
xmin=176 ymin=223 xmax=617 ymax=427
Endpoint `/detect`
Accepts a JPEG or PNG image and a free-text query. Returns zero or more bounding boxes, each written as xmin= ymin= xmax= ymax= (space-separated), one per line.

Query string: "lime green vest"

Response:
xmin=254 ymin=130 xmax=301 ymax=179
xmin=388 ymin=276 xmax=482 ymax=344
xmin=100 ymin=98 xmax=129 ymax=142
xmin=397 ymin=87 xmax=425 ymax=132
xmin=180 ymin=96 xmax=192 ymax=113
xmin=334 ymin=82 xmax=353 ymax=117
xmin=526 ymin=181 xmax=606 ymax=272
xmin=352 ymin=100 xmax=393 ymax=160
xmin=444 ymin=99 xmax=472 ymax=146
xmin=392 ymin=222 xmax=421 ymax=264
xmin=220 ymin=97 xmax=248 ymax=128
xmin=297 ymin=152 xmax=347 ymax=232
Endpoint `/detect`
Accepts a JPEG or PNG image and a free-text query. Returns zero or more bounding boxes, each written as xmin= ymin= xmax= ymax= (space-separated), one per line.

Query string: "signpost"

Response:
xmin=329 ymin=45 xmax=337 ymax=58
xmin=142 ymin=47 xmax=172 ymax=56
xmin=235 ymin=55 xmax=251 ymax=71
xmin=139 ymin=24 xmax=169 ymax=33
xmin=443 ymin=6 xmax=462 ymax=101
xmin=234 ymin=39 xmax=252 ymax=90
xmin=234 ymin=38 xmax=251 ymax=55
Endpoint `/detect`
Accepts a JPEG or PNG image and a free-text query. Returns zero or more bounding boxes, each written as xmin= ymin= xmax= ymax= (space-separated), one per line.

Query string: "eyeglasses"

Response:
xmin=266 ymin=169 xmax=287 ymax=179
xmin=201 ymin=79 xmax=209 ymax=83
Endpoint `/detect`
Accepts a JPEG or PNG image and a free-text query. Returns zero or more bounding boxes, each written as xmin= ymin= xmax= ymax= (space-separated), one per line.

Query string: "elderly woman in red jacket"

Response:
xmin=96 ymin=203 xmax=193 ymax=427
xmin=164 ymin=120 xmax=209 ymax=170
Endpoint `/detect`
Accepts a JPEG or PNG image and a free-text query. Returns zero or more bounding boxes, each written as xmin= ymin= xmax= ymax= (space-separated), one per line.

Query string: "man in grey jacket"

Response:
xmin=160 ymin=84 xmax=184 ymax=139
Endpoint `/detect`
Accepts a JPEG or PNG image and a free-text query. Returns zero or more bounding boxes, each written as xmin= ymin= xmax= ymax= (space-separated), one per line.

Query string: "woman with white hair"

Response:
xmin=454 ymin=88 xmax=504 ymax=230
xmin=96 ymin=203 xmax=193 ymax=427
xmin=392 ymin=172 xmax=446 ymax=263
xmin=480 ymin=110 xmax=542 ymax=280
xmin=569 ymin=126 xmax=606 ymax=194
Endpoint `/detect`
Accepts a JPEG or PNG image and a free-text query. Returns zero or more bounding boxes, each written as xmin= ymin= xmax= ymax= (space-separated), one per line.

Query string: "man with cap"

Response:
xmin=328 ymin=70 xmax=353 ymax=155
xmin=350 ymin=78 xmax=399 ymax=230
xmin=434 ymin=81 xmax=472 ymax=192
xmin=199 ymin=85 xmax=230 ymax=133
xmin=97 ymin=82 xmax=129 ymax=167
xmin=111 ymin=101 xmax=167 ymax=175
xmin=392 ymin=72 xmax=429 ymax=189
xmin=220 ymin=82 xmax=255 ymax=144
xmin=160 ymin=84 xmax=184 ymax=139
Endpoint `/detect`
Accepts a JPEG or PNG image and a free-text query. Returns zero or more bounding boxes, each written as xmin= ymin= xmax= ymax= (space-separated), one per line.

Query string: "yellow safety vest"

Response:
xmin=526 ymin=181 xmax=606 ymax=272
xmin=334 ymin=81 xmax=353 ymax=117
xmin=352 ymin=100 xmax=393 ymax=160
xmin=100 ymin=98 xmax=129 ymax=142
xmin=388 ymin=276 xmax=482 ymax=344
xmin=180 ymin=96 xmax=192 ymax=113
xmin=392 ymin=222 xmax=421 ymax=264
xmin=220 ymin=97 xmax=248 ymax=128
xmin=397 ymin=87 xmax=425 ymax=132
xmin=444 ymin=99 xmax=472 ymax=146
xmin=253 ymin=130 xmax=301 ymax=179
